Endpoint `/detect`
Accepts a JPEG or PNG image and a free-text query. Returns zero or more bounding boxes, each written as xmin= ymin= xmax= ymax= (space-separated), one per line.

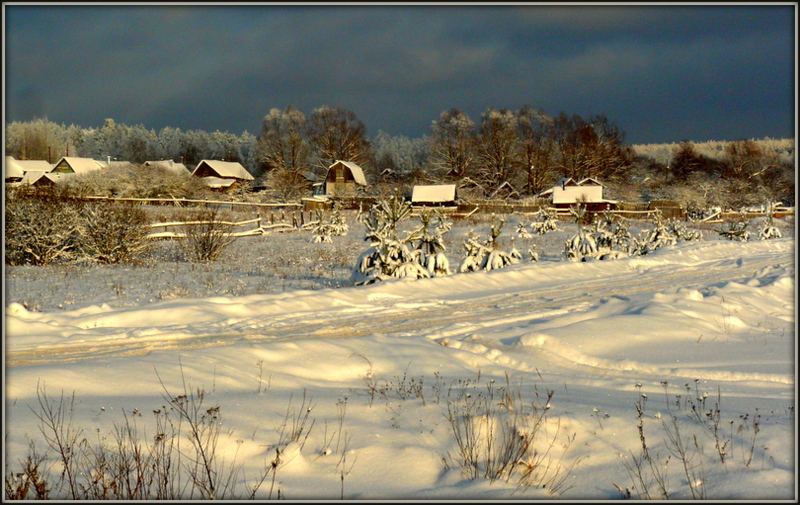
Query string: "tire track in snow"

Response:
xmin=5 ymin=251 xmax=792 ymax=368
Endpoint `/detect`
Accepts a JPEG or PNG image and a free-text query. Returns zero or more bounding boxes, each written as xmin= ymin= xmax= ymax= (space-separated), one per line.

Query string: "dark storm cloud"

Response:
xmin=4 ymin=4 xmax=794 ymax=144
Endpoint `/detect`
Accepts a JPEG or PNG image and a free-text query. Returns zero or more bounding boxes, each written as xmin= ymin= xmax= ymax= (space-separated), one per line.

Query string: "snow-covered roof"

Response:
xmin=22 ymin=171 xmax=71 ymax=186
xmin=145 ymin=160 xmax=191 ymax=175
xmin=537 ymin=177 xmax=605 ymax=197
xmin=327 ymin=160 xmax=367 ymax=186
xmin=53 ymin=157 xmax=105 ymax=174
xmin=5 ymin=157 xmax=25 ymax=179
xmin=201 ymin=176 xmax=238 ymax=188
xmin=412 ymin=184 xmax=457 ymax=203
xmin=6 ymin=157 xmax=53 ymax=178
xmin=488 ymin=181 xmax=519 ymax=199
xmin=193 ymin=160 xmax=254 ymax=181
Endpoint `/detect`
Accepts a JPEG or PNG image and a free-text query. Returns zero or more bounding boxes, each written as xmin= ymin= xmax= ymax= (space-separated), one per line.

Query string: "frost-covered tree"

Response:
xmin=351 ymin=193 xmax=430 ymax=285
xmin=516 ymin=219 xmax=532 ymax=238
xmin=717 ymin=219 xmax=751 ymax=242
xmin=516 ymin=105 xmax=555 ymax=195
xmin=256 ymin=106 xmax=311 ymax=177
xmin=667 ymin=217 xmax=703 ymax=242
xmin=563 ymin=204 xmax=599 ymax=261
xmin=529 ymin=207 xmax=560 ymax=235
xmin=757 ymin=202 xmax=782 ymax=239
xmin=460 ymin=215 xmax=519 ymax=272
xmin=309 ymin=106 xmax=372 ymax=174
xmin=429 ymin=108 xmax=476 ymax=179
xmin=372 ymin=130 xmax=429 ymax=178
xmin=414 ymin=209 xmax=452 ymax=277
xmin=475 ymin=108 xmax=519 ymax=188
xmin=632 ymin=210 xmax=678 ymax=255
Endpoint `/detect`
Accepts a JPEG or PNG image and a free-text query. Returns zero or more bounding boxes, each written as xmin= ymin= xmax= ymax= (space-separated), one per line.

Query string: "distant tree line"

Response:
xmin=6 ymin=106 xmax=795 ymax=208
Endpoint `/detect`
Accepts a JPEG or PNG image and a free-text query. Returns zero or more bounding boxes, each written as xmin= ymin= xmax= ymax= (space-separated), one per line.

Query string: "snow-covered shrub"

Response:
xmin=414 ymin=209 xmax=452 ymax=277
xmin=757 ymin=202 xmax=782 ymax=240
xmin=758 ymin=216 xmax=782 ymax=240
xmin=459 ymin=216 xmax=519 ymax=273
xmin=516 ymin=220 xmax=532 ymax=238
xmin=351 ymin=193 xmax=430 ymax=285
xmin=716 ymin=220 xmax=750 ymax=242
xmin=667 ymin=218 xmax=703 ymax=242
xmin=77 ymin=201 xmax=151 ymax=264
xmin=179 ymin=206 xmax=238 ymax=262
xmin=563 ymin=229 xmax=598 ymax=261
xmin=528 ymin=244 xmax=539 ymax=262
xmin=5 ymin=188 xmax=82 ymax=266
xmin=563 ymin=204 xmax=599 ymax=261
xmin=480 ymin=216 xmax=520 ymax=271
xmin=459 ymin=230 xmax=491 ymax=273
xmin=632 ymin=210 xmax=677 ymax=255
xmin=529 ymin=207 xmax=560 ymax=235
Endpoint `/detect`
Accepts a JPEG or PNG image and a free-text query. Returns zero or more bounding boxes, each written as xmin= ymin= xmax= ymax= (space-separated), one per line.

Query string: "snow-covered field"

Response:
xmin=3 ymin=213 xmax=796 ymax=500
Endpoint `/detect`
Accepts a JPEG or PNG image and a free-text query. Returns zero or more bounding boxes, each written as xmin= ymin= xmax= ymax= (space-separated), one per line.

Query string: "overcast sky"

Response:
xmin=4 ymin=4 xmax=795 ymax=145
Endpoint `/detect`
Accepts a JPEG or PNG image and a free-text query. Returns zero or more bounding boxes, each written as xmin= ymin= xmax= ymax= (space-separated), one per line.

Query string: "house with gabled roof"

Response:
xmin=411 ymin=184 xmax=457 ymax=207
xmin=488 ymin=180 xmax=520 ymax=200
xmin=51 ymin=157 xmax=105 ymax=174
xmin=144 ymin=159 xmax=191 ymax=175
xmin=192 ymin=160 xmax=254 ymax=181
xmin=324 ymin=160 xmax=367 ymax=197
xmin=536 ymin=177 xmax=616 ymax=210
xmin=191 ymin=159 xmax=254 ymax=191
xmin=21 ymin=171 xmax=69 ymax=187
xmin=5 ymin=156 xmax=54 ymax=182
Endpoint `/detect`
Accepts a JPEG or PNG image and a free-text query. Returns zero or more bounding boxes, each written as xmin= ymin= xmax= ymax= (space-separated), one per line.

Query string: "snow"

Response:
xmin=3 ymin=217 xmax=796 ymax=500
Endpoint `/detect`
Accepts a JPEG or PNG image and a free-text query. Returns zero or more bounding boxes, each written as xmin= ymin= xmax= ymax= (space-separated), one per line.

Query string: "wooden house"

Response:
xmin=5 ymin=157 xmax=54 ymax=182
xmin=144 ymin=160 xmax=191 ymax=175
xmin=455 ymin=177 xmax=487 ymax=201
xmin=51 ymin=157 xmax=105 ymax=174
xmin=488 ymin=181 xmax=520 ymax=200
xmin=537 ymin=177 xmax=616 ymax=210
xmin=411 ymin=184 xmax=457 ymax=207
xmin=324 ymin=160 xmax=367 ymax=197
xmin=191 ymin=160 xmax=254 ymax=191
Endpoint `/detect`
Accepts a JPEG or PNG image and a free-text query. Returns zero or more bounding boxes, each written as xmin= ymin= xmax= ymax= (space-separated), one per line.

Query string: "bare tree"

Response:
xmin=516 ymin=106 xmax=555 ymax=195
xmin=428 ymin=108 xmax=476 ymax=180
xmin=474 ymin=108 xmax=519 ymax=188
xmin=308 ymin=106 xmax=372 ymax=175
xmin=256 ymin=106 xmax=311 ymax=176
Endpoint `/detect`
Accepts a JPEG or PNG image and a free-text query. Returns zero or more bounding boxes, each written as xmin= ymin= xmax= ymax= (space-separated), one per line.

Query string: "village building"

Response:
xmin=51 ymin=157 xmax=106 ymax=174
xmin=144 ymin=159 xmax=191 ymax=175
xmin=5 ymin=156 xmax=54 ymax=183
xmin=536 ymin=177 xmax=617 ymax=210
xmin=191 ymin=159 xmax=254 ymax=191
xmin=411 ymin=184 xmax=457 ymax=207
xmin=324 ymin=160 xmax=367 ymax=197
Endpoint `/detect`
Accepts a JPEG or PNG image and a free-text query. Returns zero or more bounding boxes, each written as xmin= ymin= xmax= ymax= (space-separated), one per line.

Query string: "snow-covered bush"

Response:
xmin=414 ymin=209 xmax=452 ymax=277
xmin=716 ymin=220 xmax=750 ymax=242
xmin=563 ymin=204 xmax=599 ymax=261
xmin=309 ymin=207 xmax=348 ymax=243
xmin=351 ymin=193 xmax=430 ymax=285
xmin=516 ymin=220 xmax=532 ymax=238
xmin=5 ymin=188 xmax=82 ymax=266
xmin=632 ymin=210 xmax=677 ymax=255
xmin=757 ymin=202 xmax=782 ymax=240
xmin=459 ymin=216 xmax=519 ymax=272
xmin=179 ymin=206 xmax=238 ymax=262
xmin=667 ymin=217 xmax=703 ymax=242
xmin=529 ymin=207 xmax=560 ymax=235
xmin=77 ymin=201 xmax=151 ymax=264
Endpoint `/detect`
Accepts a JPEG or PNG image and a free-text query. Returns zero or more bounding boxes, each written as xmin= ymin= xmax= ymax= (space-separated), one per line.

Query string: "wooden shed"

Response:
xmin=324 ymin=160 xmax=367 ymax=197
xmin=411 ymin=184 xmax=457 ymax=207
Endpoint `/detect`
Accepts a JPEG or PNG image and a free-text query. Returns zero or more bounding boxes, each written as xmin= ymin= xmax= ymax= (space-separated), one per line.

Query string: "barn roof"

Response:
xmin=193 ymin=160 xmax=254 ymax=181
xmin=201 ymin=176 xmax=238 ymax=188
xmin=145 ymin=160 xmax=191 ymax=175
xmin=328 ymin=160 xmax=367 ymax=186
xmin=412 ymin=184 xmax=457 ymax=203
xmin=537 ymin=177 xmax=604 ymax=197
xmin=6 ymin=157 xmax=53 ymax=178
xmin=53 ymin=157 xmax=105 ymax=174
xmin=5 ymin=157 xmax=25 ymax=178
xmin=22 ymin=171 xmax=71 ymax=186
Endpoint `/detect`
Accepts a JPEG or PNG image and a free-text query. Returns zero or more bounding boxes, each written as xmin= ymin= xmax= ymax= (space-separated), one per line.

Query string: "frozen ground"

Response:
xmin=3 ymin=212 xmax=796 ymax=500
